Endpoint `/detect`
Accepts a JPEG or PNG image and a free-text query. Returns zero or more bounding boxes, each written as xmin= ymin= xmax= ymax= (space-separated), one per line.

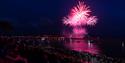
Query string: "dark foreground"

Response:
xmin=0 ymin=36 xmax=124 ymax=63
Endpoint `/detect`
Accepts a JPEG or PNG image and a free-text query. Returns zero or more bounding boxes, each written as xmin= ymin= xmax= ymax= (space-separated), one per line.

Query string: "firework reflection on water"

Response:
xmin=62 ymin=0 xmax=99 ymax=59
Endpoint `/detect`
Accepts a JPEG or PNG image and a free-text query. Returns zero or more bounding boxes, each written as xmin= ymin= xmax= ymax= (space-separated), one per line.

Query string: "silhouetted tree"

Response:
xmin=0 ymin=20 xmax=13 ymax=32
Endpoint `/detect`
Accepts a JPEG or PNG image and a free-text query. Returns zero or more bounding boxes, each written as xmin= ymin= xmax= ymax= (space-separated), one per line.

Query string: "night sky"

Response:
xmin=0 ymin=0 xmax=124 ymax=58
xmin=0 ymin=0 xmax=124 ymax=36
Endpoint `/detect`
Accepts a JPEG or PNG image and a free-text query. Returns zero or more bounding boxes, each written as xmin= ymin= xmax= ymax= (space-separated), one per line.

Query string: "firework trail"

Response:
xmin=63 ymin=1 xmax=97 ymax=26
xmin=63 ymin=1 xmax=99 ymax=55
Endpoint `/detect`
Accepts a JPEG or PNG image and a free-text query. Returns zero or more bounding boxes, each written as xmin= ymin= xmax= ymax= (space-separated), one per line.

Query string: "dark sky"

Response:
xmin=0 ymin=0 xmax=124 ymax=58
xmin=0 ymin=0 xmax=124 ymax=36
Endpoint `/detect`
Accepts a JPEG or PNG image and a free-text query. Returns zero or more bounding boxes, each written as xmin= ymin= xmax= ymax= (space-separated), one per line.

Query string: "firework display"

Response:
xmin=63 ymin=1 xmax=99 ymax=55
xmin=63 ymin=1 xmax=97 ymax=26
xmin=0 ymin=0 xmax=124 ymax=63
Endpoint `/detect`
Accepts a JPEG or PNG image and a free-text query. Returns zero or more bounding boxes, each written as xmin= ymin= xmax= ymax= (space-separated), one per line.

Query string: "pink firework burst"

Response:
xmin=63 ymin=1 xmax=97 ymax=26
xmin=63 ymin=1 xmax=99 ymax=57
